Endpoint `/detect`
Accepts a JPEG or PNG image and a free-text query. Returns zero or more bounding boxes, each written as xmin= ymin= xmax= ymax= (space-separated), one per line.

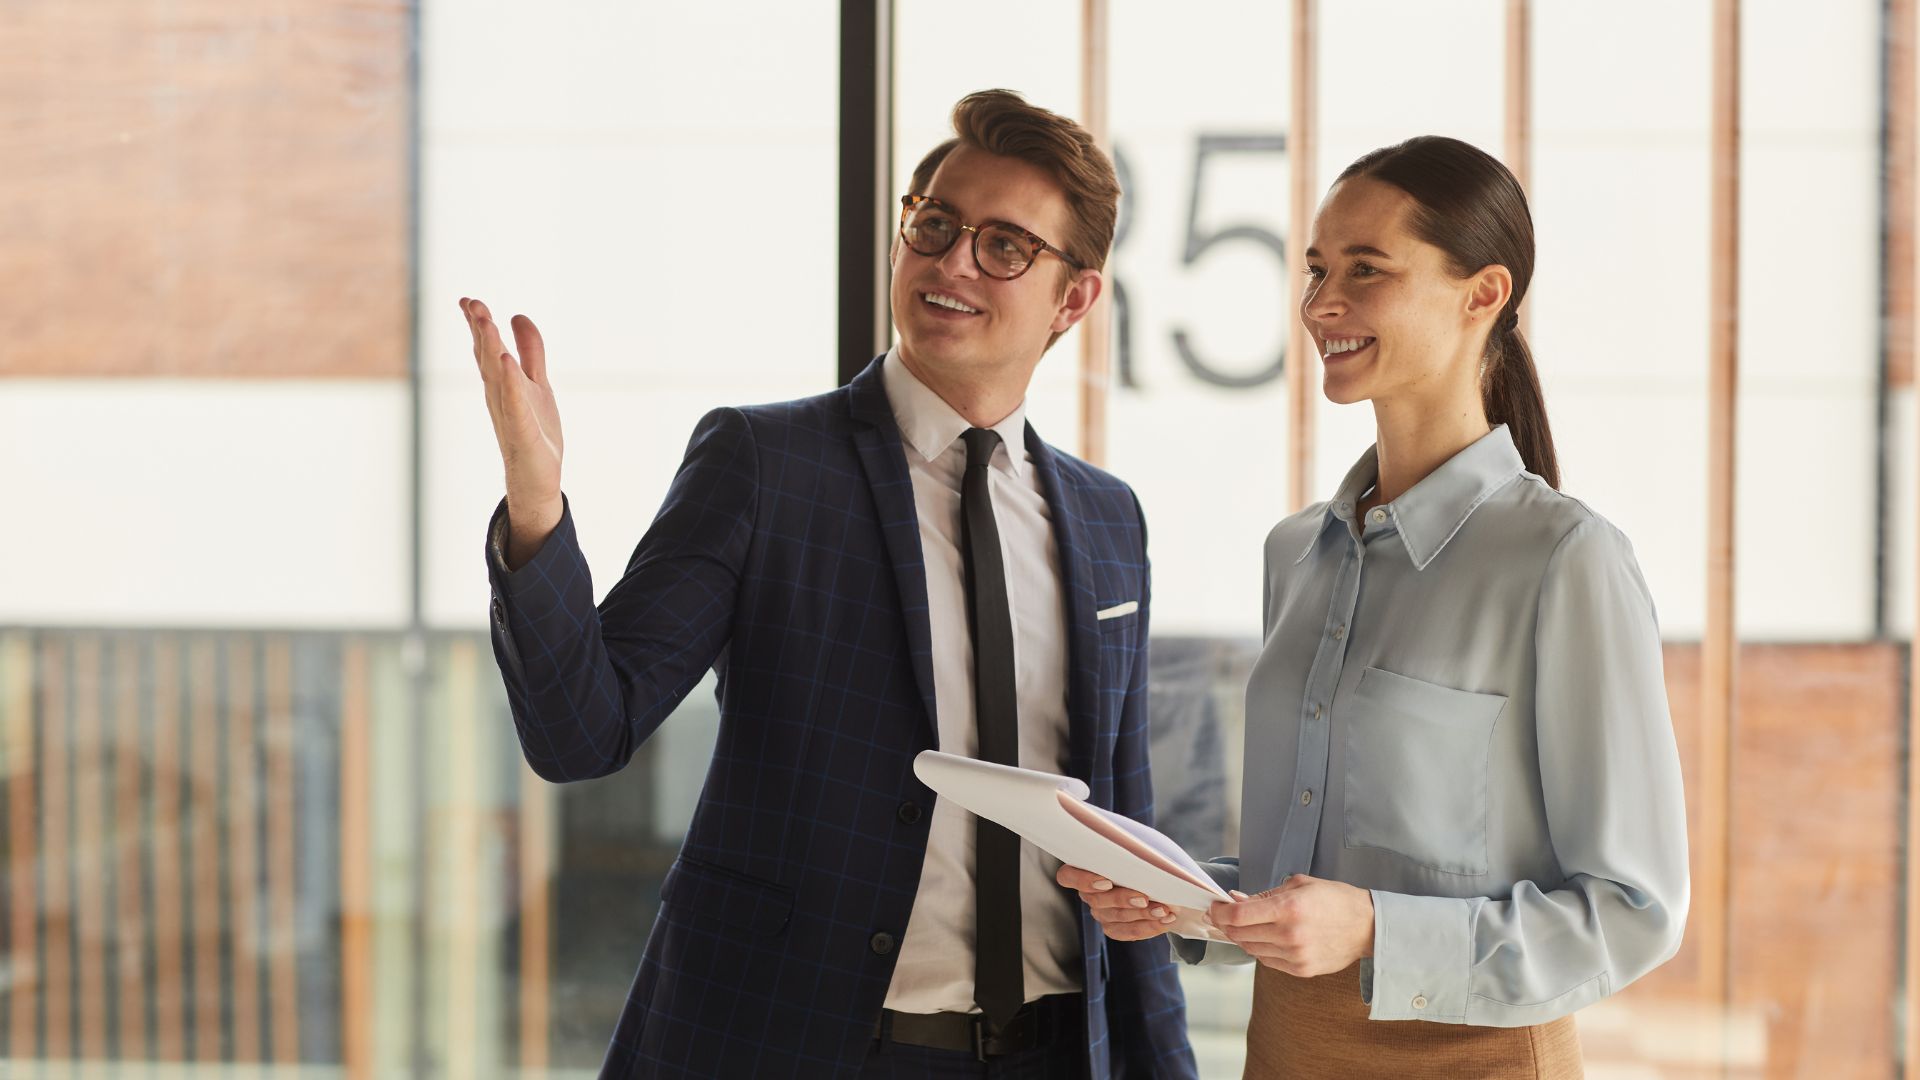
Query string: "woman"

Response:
xmin=1060 ymin=136 xmax=1688 ymax=1077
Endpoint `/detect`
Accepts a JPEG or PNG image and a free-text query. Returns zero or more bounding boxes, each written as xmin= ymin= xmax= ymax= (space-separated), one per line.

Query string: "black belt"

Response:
xmin=876 ymin=993 xmax=1082 ymax=1060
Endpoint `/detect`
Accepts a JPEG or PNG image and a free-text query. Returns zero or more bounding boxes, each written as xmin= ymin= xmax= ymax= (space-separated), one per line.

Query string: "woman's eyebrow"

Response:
xmin=1304 ymin=243 xmax=1395 ymax=259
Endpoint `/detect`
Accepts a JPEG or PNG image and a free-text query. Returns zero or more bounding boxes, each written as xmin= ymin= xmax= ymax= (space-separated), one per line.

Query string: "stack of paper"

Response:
xmin=912 ymin=750 xmax=1231 ymax=942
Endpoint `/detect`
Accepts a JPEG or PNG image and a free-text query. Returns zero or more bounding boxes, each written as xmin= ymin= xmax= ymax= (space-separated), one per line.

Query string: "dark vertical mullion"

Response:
xmin=839 ymin=0 xmax=895 ymax=386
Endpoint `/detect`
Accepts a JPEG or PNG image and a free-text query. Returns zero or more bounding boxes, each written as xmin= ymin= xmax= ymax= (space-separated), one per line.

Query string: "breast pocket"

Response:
xmin=659 ymin=855 xmax=794 ymax=937
xmin=1343 ymin=666 xmax=1507 ymax=877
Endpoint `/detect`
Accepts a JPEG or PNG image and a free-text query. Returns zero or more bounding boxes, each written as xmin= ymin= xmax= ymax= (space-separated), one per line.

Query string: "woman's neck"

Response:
xmin=1362 ymin=394 xmax=1493 ymax=510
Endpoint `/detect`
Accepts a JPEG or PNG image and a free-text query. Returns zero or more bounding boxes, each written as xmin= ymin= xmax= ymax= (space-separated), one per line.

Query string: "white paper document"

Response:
xmin=912 ymin=750 xmax=1233 ymax=943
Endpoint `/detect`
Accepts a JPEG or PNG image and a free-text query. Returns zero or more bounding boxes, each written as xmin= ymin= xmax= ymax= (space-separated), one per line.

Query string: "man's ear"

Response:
xmin=1464 ymin=264 xmax=1513 ymax=328
xmin=1051 ymin=269 xmax=1105 ymax=334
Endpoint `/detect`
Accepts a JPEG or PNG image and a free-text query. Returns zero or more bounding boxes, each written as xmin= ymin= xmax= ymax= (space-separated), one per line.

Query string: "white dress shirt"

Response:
xmin=879 ymin=348 xmax=1084 ymax=1015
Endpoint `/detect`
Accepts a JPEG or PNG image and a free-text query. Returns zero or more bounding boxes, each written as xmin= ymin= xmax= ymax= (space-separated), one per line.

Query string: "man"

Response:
xmin=464 ymin=89 xmax=1196 ymax=1079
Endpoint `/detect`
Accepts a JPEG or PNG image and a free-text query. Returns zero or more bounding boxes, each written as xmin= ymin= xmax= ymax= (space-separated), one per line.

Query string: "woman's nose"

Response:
xmin=1304 ymin=277 xmax=1344 ymax=320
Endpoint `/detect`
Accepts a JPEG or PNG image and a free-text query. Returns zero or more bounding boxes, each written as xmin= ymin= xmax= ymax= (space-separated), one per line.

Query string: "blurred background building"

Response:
xmin=0 ymin=0 xmax=1906 ymax=1075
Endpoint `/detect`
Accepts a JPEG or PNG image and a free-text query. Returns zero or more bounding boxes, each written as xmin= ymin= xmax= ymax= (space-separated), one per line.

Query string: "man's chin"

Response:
xmin=899 ymin=335 xmax=978 ymax=371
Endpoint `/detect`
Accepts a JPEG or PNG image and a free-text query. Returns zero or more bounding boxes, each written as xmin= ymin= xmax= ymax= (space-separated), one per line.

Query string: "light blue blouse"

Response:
xmin=1175 ymin=424 xmax=1689 ymax=1028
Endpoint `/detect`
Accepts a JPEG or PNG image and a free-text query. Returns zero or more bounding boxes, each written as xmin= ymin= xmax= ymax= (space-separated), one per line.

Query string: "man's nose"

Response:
xmin=935 ymin=229 xmax=982 ymax=280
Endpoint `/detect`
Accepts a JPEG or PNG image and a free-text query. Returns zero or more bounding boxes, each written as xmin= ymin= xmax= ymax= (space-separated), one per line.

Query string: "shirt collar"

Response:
xmin=1299 ymin=423 xmax=1525 ymax=570
xmin=881 ymin=346 xmax=1029 ymax=478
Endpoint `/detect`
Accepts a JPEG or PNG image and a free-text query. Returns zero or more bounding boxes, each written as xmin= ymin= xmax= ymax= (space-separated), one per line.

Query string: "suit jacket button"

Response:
xmin=870 ymin=932 xmax=896 ymax=956
xmin=897 ymin=801 xmax=922 ymax=824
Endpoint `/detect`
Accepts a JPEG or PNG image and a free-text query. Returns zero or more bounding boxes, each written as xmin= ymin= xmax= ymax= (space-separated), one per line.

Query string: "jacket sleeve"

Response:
xmin=1168 ymin=859 xmax=1251 ymax=967
xmin=485 ymin=406 xmax=758 ymax=782
xmin=1364 ymin=516 xmax=1690 ymax=1026
xmin=1100 ymin=489 xmax=1201 ymax=1078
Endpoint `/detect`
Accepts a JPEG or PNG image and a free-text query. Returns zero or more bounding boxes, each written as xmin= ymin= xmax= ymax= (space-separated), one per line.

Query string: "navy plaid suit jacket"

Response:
xmin=486 ymin=356 xmax=1197 ymax=1079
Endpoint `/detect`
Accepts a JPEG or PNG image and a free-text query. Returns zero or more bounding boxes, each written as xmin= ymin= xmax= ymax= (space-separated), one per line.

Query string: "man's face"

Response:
xmin=890 ymin=145 xmax=1094 ymax=386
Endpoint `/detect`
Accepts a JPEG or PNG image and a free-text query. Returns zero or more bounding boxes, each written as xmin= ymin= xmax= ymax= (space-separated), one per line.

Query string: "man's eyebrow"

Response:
xmin=923 ymin=194 xmax=1043 ymax=235
xmin=1303 ymin=244 xmax=1395 ymax=260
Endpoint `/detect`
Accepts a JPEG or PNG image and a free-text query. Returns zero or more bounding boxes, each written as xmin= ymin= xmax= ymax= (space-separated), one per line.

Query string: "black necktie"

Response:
xmin=961 ymin=427 xmax=1023 ymax=1028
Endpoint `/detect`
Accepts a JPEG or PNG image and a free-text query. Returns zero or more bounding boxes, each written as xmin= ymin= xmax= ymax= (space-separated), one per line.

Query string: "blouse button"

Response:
xmin=1300 ymin=790 xmax=1313 ymax=807
xmin=1368 ymin=507 xmax=1389 ymax=525
xmin=1332 ymin=624 xmax=1346 ymax=640
xmin=1412 ymin=994 xmax=1429 ymax=1010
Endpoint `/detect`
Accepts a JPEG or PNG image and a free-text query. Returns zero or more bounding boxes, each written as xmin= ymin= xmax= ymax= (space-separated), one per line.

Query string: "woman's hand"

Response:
xmin=1056 ymin=865 xmax=1181 ymax=941
xmin=1209 ymin=874 xmax=1375 ymax=977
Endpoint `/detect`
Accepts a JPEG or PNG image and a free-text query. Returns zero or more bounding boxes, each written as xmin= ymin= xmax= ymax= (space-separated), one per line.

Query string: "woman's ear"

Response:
xmin=1464 ymin=264 xmax=1514 ymax=328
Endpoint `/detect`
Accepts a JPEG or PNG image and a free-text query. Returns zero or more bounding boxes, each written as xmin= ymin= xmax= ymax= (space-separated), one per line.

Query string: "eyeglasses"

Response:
xmin=898 ymin=194 xmax=1084 ymax=281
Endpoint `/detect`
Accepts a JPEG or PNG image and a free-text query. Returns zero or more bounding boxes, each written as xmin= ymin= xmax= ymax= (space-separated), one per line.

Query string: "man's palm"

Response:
xmin=462 ymin=297 xmax=566 ymax=567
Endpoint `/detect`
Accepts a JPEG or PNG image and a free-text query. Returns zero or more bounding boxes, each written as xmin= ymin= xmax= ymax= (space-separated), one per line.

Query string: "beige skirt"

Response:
xmin=1243 ymin=962 xmax=1583 ymax=1080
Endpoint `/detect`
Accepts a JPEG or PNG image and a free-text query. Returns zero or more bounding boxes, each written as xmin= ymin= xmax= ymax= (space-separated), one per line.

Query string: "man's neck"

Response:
xmin=896 ymin=347 xmax=1033 ymax=429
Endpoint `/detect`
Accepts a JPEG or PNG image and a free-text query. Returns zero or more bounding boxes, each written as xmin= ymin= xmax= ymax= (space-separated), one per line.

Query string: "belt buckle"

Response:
xmin=972 ymin=1016 xmax=990 ymax=1062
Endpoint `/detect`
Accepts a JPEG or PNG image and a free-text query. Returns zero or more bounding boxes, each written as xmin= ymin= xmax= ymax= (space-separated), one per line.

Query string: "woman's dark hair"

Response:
xmin=1336 ymin=136 xmax=1559 ymax=488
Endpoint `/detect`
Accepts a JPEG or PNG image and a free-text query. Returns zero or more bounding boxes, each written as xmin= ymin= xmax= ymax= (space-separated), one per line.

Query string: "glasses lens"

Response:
xmin=902 ymin=204 xmax=959 ymax=256
xmin=977 ymin=225 xmax=1038 ymax=279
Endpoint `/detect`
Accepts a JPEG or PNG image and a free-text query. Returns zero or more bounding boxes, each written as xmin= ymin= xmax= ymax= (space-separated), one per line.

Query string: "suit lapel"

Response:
xmin=1026 ymin=426 xmax=1100 ymax=788
xmin=846 ymin=357 xmax=940 ymax=742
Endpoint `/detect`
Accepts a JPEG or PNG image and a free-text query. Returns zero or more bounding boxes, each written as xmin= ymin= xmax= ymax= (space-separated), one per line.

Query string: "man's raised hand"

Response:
xmin=461 ymin=297 xmax=565 ymax=568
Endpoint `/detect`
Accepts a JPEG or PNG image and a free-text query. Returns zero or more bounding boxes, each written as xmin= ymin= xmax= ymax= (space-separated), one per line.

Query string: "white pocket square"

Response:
xmin=1096 ymin=601 xmax=1139 ymax=621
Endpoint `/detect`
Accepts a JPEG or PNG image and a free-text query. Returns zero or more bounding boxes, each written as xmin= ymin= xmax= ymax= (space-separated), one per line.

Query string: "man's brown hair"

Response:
xmin=906 ymin=89 xmax=1121 ymax=278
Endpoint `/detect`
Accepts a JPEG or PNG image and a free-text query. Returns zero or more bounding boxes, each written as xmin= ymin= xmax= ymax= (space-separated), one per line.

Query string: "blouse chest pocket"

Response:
xmin=1342 ymin=666 xmax=1507 ymax=877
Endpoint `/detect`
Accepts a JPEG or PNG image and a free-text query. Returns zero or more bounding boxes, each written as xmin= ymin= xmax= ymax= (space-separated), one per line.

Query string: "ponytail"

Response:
xmin=1483 ymin=314 xmax=1559 ymax=489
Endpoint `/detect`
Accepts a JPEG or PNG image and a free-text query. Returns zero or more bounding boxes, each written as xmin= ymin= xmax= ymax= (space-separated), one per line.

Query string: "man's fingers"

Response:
xmin=511 ymin=314 xmax=547 ymax=385
xmin=478 ymin=315 xmax=509 ymax=364
xmin=1091 ymin=899 xmax=1169 ymax=922
xmin=467 ymin=300 xmax=511 ymax=366
xmin=495 ymin=350 xmax=527 ymax=412
xmin=1055 ymin=865 xmax=1112 ymax=892
xmin=462 ymin=298 xmax=492 ymax=375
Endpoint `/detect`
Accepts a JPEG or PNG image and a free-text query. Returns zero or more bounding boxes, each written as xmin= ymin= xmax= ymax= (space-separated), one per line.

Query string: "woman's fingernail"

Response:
xmin=1092 ymin=879 xmax=1113 ymax=891
xmin=1129 ymin=897 xmax=1149 ymax=909
xmin=1230 ymin=890 xmax=1250 ymax=901
xmin=1150 ymin=908 xmax=1167 ymax=918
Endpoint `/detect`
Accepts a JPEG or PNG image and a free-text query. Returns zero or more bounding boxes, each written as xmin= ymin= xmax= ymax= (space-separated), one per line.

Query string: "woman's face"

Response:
xmin=1300 ymin=176 xmax=1501 ymax=409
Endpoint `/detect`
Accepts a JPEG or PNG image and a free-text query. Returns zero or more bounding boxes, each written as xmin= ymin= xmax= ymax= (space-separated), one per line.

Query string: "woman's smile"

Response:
xmin=1321 ymin=335 xmax=1376 ymax=363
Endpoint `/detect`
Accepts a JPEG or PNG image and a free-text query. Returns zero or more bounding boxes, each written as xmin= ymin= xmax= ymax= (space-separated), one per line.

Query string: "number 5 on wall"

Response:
xmin=1171 ymin=133 xmax=1291 ymax=389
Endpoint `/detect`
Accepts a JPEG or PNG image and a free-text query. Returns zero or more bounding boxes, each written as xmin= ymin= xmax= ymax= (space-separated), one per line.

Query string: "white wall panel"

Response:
xmin=0 ymin=380 xmax=409 ymax=628
xmin=418 ymin=0 xmax=837 ymax=627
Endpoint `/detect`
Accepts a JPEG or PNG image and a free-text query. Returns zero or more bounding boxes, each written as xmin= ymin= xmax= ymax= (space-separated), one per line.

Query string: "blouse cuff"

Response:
xmin=1368 ymin=890 xmax=1472 ymax=1022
